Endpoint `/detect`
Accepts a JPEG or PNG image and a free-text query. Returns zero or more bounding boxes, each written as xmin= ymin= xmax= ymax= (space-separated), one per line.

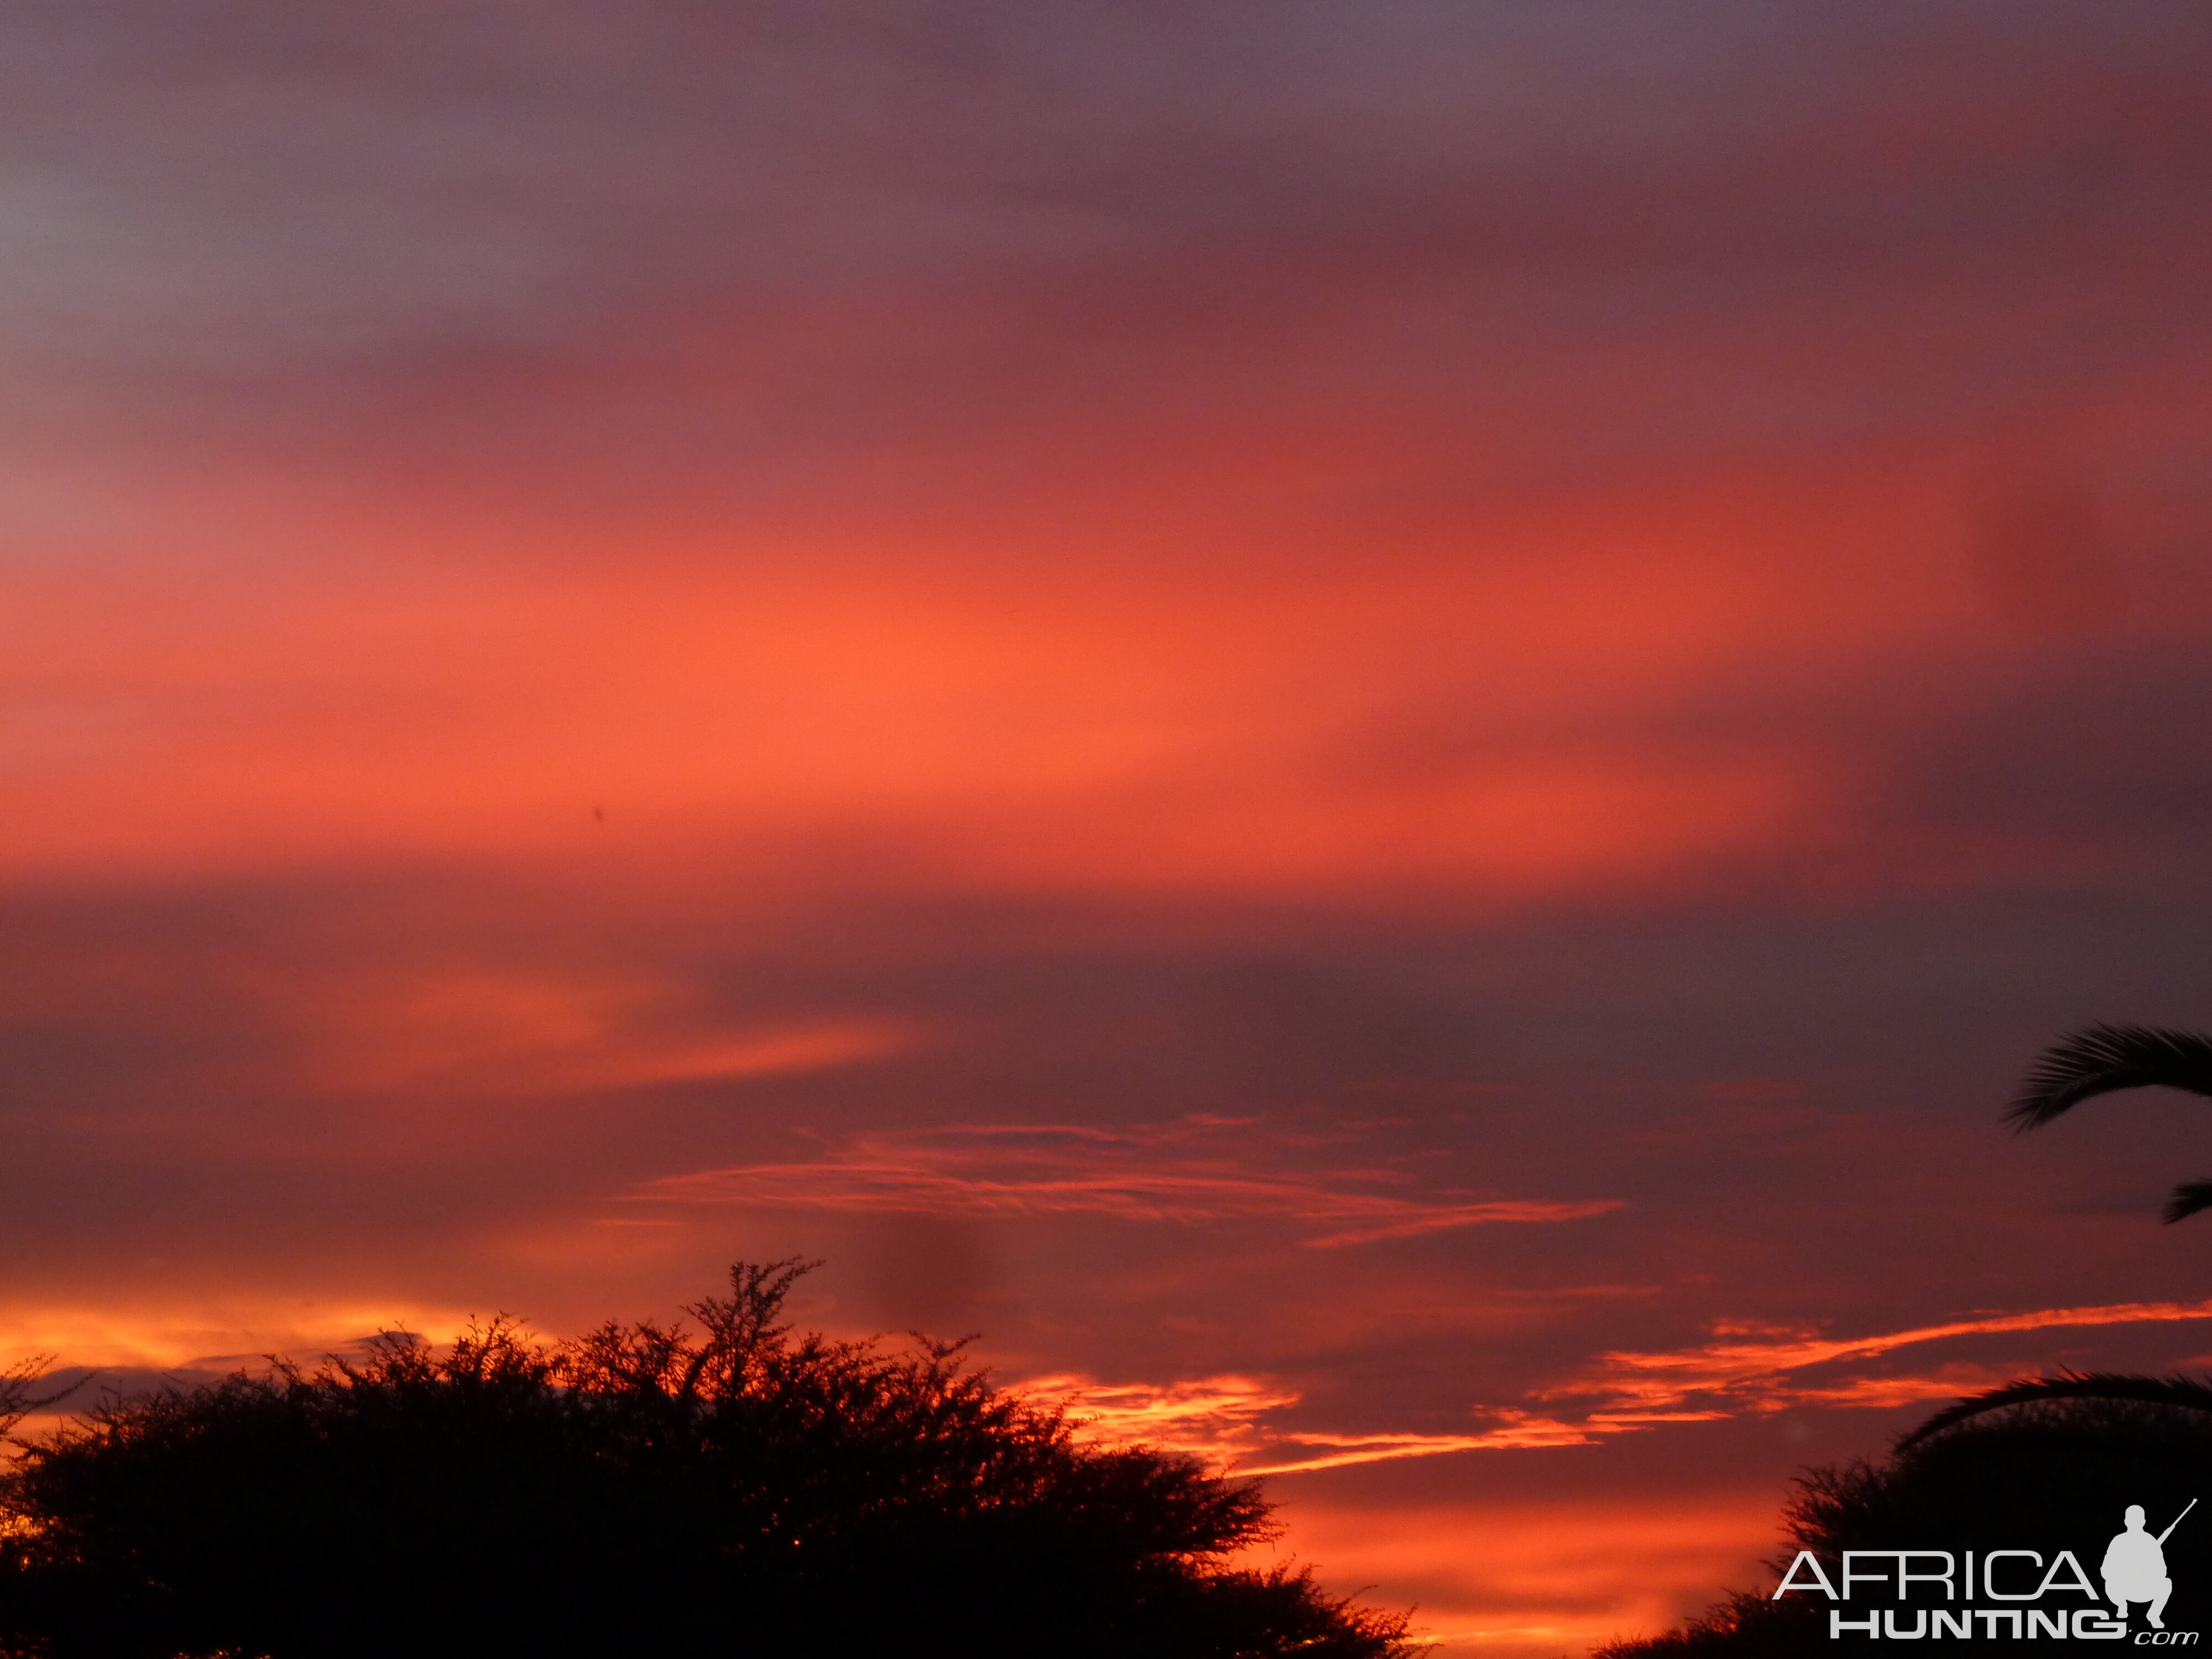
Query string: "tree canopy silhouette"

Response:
xmin=0 ymin=1359 xmax=62 ymax=1446
xmin=1595 ymin=1394 xmax=2212 ymax=1658
xmin=0 ymin=1261 xmax=1408 ymax=1659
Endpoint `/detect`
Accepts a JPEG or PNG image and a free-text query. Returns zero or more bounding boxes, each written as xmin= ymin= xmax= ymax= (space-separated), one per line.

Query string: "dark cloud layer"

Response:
xmin=8 ymin=864 xmax=2211 ymax=1287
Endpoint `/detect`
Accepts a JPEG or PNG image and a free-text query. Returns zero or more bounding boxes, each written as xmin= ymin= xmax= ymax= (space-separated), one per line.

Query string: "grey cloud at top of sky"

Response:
xmin=1 ymin=0 xmax=2206 ymax=510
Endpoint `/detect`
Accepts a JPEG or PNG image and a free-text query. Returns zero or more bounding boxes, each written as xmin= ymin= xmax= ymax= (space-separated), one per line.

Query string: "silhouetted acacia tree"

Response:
xmin=0 ymin=1261 xmax=1408 ymax=1659
xmin=0 ymin=1359 xmax=59 ymax=1444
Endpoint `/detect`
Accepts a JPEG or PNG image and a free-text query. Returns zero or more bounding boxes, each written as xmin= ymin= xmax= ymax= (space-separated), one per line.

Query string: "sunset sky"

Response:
xmin=7 ymin=3 xmax=2212 ymax=1650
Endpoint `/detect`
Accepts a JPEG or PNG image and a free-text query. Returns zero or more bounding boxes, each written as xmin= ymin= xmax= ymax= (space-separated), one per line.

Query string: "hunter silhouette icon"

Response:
xmin=2105 ymin=1500 xmax=2196 ymax=1627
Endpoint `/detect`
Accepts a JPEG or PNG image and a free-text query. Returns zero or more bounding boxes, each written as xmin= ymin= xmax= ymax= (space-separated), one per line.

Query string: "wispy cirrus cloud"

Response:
xmin=1032 ymin=1297 xmax=2212 ymax=1481
xmin=1552 ymin=1297 xmax=2212 ymax=1416
xmin=1030 ymin=1373 xmax=1303 ymax=1465
xmin=1238 ymin=1416 xmax=1604 ymax=1475
xmin=299 ymin=962 xmax=917 ymax=1100
xmin=630 ymin=1119 xmax=1619 ymax=1248
xmin=1027 ymin=1370 xmax=1600 ymax=1474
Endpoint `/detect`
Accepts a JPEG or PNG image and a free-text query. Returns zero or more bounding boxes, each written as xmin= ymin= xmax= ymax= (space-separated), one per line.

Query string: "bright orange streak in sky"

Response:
xmin=1249 ymin=1494 xmax=1782 ymax=1659
xmin=1 ymin=468 xmax=2047 ymax=902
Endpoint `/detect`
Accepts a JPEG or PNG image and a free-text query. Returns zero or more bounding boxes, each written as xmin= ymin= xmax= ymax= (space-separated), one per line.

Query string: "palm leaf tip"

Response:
xmin=2006 ymin=1023 xmax=2212 ymax=1131
xmin=2165 ymin=1181 xmax=2212 ymax=1225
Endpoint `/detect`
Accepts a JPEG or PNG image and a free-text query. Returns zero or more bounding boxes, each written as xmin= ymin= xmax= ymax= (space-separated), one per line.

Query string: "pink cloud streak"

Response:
xmin=633 ymin=1120 xmax=1619 ymax=1248
xmin=1555 ymin=1297 xmax=2212 ymax=1414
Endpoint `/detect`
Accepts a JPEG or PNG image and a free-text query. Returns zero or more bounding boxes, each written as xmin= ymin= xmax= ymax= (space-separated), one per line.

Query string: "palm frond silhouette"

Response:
xmin=2008 ymin=1022 xmax=2212 ymax=1221
xmin=1896 ymin=1369 xmax=2212 ymax=1449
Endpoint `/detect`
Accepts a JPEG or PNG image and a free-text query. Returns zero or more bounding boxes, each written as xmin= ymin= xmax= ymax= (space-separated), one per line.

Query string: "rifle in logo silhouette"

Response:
xmin=2162 ymin=1501 xmax=2200 ymax=1546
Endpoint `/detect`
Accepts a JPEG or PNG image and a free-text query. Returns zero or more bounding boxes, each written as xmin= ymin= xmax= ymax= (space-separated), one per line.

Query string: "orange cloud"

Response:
xmin=1240 ymin=1415 xmax=1604 ymax=1474
xmin=632 ymin=1119 xmax=1619 ymax=1246
xmin=1025 ymin=1297 xmax=2212 ymax=1487
xmin=1552 ymin=1297 xmax=2212 ymax=1415
xmin=1026 ymin=1371 xmax=1601 ymax=1475
xmin=278 ymin=962 xmax=915 ymax=1101
xmin=1029 ymin=1373 xmax=1303 ymax=1465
